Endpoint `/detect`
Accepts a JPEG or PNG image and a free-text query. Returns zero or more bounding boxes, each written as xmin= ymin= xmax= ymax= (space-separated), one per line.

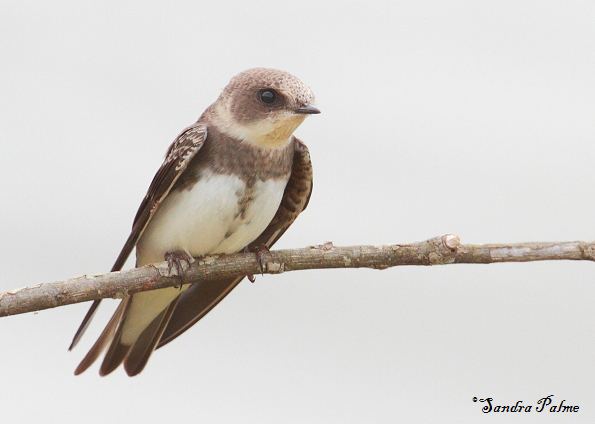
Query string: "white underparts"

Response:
xmin=120 ymin=170 xmax=289 ymax=345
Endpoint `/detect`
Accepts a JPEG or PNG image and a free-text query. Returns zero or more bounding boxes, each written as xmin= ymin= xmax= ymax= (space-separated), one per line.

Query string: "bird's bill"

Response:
xmin=294 ymin=104 xmax=321 ymax=114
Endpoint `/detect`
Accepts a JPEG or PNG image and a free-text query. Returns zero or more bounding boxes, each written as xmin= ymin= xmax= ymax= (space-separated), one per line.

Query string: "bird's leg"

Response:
xmin=164 ymin=250 xmax=194 ymax=289
xmin=243 ymin=246 xmax=256 ymax=283
xmin=255 ymin=245 xmax=270 ymax=275
xmin=243 ymin=244 xmax=270 ymax=283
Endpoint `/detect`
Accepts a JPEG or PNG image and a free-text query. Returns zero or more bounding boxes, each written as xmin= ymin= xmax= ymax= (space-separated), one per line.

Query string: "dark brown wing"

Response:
xmin=68 ymin=123 xmax=208 ymax=351
xmin=156 ymin=137 xmax=313 ymax=348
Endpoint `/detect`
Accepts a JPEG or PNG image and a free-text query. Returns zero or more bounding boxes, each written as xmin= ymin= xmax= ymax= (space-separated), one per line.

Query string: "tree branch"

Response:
xmin=2 ymin=234 xmax=595 ymax=317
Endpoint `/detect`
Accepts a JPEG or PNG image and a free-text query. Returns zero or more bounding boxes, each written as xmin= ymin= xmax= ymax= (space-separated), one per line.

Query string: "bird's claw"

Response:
xmin=255 ymin=246 xmax=269 ymax=275
xmin=165 ymin=250 xmax=193 ymax=288
xmin=244 ymin=245 xmax=270 ymax=283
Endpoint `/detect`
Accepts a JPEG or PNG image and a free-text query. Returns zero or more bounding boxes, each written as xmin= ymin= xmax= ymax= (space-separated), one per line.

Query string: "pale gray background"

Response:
xmin=1 ymin=0 xmax=594 ymax=422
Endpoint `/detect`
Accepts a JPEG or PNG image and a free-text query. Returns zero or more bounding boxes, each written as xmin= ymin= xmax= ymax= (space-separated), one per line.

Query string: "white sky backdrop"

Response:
xmin=1 ymin=1 xmax=594 ymax=422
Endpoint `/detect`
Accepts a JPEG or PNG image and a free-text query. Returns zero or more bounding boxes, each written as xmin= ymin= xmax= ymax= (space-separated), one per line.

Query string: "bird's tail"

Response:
xmin=74 ymin=287 xmax=184 ymax=376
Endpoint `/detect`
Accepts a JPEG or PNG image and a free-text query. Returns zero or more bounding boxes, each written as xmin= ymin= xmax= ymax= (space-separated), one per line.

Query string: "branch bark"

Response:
xmin=2 ymin=234 xmax=595 ymax=317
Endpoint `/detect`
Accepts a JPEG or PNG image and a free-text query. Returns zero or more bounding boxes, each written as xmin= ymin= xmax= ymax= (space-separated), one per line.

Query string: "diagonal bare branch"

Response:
xmin=1 ymin=234 xmax=595 ymax=317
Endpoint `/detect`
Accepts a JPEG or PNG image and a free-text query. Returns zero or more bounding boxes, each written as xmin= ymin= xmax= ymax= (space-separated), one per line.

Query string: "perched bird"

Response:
xmin=70 ymin=68 xmax=318 ymax=376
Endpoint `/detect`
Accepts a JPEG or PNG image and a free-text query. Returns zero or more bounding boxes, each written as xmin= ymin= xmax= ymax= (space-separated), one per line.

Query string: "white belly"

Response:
xmin=136 ymin=169 xmax=289 ymax=266
xmin=121 ymin=169 xmax=289 ymax=345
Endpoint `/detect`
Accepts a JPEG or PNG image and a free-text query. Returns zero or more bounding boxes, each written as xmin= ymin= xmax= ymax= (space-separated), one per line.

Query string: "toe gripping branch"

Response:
xmin=164 ymin=250 xmax=194 ymax=288
xmin=244 ymin=245 xmax=270 ymax=283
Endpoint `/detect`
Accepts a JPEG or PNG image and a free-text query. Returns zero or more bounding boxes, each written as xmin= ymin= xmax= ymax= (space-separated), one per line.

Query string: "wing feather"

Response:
xmin=69 ymin=123 xmax=208 ymax=351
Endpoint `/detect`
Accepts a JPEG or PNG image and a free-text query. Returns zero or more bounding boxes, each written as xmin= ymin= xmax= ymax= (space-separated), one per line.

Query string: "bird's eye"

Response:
xmin=259 ymin=89 xmax=277 ymax=104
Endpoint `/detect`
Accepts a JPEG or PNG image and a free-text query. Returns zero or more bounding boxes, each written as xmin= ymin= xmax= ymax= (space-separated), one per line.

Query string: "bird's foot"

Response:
xmin=164 ymin=250 xmax=194 ymax=288
xmin=243 ymin=245 xmax=270 ymax=283
xmin=255 ymin=245 xmax=270 ymax=275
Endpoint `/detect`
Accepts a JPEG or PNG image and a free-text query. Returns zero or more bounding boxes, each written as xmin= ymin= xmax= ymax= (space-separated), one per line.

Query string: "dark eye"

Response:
xmin=259 ymin=89 xmax=277 ymax=104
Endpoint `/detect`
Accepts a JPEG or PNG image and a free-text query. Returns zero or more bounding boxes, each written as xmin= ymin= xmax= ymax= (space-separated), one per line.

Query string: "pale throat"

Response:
xmin=213 ymin=103 xmax=305 ymax=149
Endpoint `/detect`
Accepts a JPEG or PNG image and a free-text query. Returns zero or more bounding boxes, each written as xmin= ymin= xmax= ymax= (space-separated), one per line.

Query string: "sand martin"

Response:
xmin=70 ymin=68 xmax=318 ymax=376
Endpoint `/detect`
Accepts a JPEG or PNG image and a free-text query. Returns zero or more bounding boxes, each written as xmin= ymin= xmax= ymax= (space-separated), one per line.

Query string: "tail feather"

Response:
xmin=98 ymin=298 xmax=133 ymax=376
xmin=73 ymin=299 xmax=128 ymax=375
xmin=74 ymin=288 xmax=183 ymax=376
xmin=124 ymin=297 xmax=180 ymax=376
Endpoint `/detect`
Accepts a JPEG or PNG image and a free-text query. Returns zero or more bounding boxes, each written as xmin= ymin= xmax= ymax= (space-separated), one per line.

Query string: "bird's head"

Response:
xmin=211 ymin=68 xmax=319 ymax=148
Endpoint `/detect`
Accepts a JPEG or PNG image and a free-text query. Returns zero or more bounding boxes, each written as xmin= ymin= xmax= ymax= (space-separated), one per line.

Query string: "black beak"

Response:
xmin=294 ymin=104 xmax=321 ymax=114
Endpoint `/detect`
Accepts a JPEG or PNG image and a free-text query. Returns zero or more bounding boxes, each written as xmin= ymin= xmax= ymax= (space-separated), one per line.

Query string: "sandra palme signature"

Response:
xmin=472 ymin=395 xmax=579 ymax=414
